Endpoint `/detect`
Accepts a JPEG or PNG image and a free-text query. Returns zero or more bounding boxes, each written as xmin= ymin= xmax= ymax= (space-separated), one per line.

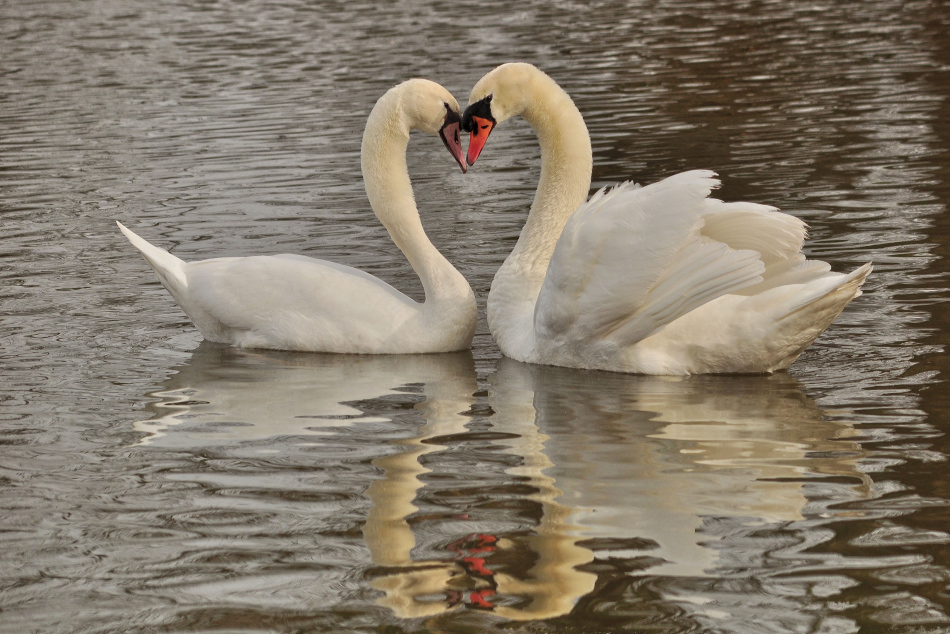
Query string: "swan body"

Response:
xmin=463 ymin=63 xmax=871 ymax=374
xmin=119 ymin=79 xmax=475 ymax=354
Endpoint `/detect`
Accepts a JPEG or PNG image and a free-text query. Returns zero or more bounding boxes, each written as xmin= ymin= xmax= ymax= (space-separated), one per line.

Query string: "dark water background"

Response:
xmin=3 ymin=0 xmax=950 ymax=632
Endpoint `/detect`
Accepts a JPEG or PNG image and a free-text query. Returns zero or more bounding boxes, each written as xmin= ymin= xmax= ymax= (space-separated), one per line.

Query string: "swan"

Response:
xmin=462 ymin=63 xmax=872 ymax=374
xmin=118 ymin=78 xmax=476 ymax=354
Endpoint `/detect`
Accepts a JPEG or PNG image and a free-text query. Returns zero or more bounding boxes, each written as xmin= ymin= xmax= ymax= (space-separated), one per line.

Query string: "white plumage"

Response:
xmin=119 ymin=79 xmax=475 ymax=354
xmin=467 ymin=63 xmax=871 ymax=374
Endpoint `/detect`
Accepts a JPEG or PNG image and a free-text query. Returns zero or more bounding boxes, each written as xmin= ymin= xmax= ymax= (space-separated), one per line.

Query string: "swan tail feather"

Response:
xmin=116 ymin=221 xmax=189 ymax=299
xmin=777 ymin=262 xmax=872 ymax=323
xmin=759 ymin=262 xmax=871 ymax=372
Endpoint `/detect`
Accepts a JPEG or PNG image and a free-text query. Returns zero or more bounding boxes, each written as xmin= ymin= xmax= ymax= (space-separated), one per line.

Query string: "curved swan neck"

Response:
xmin=361 ymin=89 xmax=469 ymax=303
xmin=484 ymin=67 xmax=593 ymax=361
xmin=511 ymin=71 xmax=593 ymax=270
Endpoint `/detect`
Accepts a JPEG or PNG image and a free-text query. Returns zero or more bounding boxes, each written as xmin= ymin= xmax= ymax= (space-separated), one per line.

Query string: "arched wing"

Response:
xmin=534 ymin=170 xmax=768 ymax=347
xmin=698 ymin=198 xmax=837 ymax=294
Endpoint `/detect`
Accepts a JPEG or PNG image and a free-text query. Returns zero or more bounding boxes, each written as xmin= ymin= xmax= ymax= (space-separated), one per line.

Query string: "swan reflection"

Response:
xmin=135 ymin=342 xmax=477 ymax=446
xmin=138 ymin=344 xmax=869 ymax=621
xmin=364 ymin=359 xmax=868 ymax=621
xmin=490 ymin=359 xmax=870 ymax=580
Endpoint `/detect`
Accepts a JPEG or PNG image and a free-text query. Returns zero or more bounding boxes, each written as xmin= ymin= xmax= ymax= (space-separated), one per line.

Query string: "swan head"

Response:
xmin=462 ymin=63 xmax=539 ymax=165
xmin=397 ymin=78 xmax=467 ymax=173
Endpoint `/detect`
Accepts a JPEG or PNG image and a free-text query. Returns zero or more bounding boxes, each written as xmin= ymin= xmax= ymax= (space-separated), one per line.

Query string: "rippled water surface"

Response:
xmin=3 ymin=0 xmax=950 ymax=632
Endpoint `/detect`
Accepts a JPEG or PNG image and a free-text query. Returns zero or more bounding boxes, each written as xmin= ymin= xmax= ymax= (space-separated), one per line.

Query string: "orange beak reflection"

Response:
xmin=466 ymin=116 xmax=495 ymax=165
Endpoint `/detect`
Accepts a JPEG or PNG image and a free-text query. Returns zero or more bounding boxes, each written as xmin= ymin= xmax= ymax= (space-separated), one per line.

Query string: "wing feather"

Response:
xmin=535 ymin=170 xmax=769 ymax=347
xmin=700 ymin=199 xmax=807 ymax=264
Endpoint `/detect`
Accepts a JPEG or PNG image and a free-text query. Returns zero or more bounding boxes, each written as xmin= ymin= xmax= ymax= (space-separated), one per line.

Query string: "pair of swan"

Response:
xmin=119 ymin=64 xmax=871 ymax=374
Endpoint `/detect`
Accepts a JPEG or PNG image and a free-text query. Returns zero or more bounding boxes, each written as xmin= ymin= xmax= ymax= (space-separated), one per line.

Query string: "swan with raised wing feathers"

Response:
xmin=119 ymin=78 xmax=475 ymax=354
xmin=462 ymin=63 xmax=871 ymax=374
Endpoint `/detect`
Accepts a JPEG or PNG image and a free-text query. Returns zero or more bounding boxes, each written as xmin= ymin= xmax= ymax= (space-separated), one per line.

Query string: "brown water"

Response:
xmin=2 ymin=0 xmax=950 ymax=632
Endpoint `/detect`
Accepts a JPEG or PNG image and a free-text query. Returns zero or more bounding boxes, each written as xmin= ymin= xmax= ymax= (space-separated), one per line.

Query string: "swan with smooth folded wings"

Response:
xmin=119 ymin=79 xmax=474 ymax=354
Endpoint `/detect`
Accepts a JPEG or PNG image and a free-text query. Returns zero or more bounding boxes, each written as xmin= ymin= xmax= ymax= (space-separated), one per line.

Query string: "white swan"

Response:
xmin=462 ymin=63 xmax=871 ymax=374
xmin=118 ymin=79 xmax=476 ymax=354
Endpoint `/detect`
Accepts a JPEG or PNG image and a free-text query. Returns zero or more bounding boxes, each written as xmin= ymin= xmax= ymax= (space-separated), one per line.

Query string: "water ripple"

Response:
xmin=3 ymin=0 xmax=950 ymax=631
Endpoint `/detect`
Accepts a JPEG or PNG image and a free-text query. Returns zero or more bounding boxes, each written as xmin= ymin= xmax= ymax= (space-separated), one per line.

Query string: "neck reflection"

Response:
xmin=491 ymin=359 xmax=870 ymax=580
xmin=136 ymin=344 xmax=870 ymax=621
xmin=364 ymin=358 xmax=870 ymax=621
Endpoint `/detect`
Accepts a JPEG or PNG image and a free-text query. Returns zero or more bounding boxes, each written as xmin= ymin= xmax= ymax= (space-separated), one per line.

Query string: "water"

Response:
xmin=2 ymin=0 xmax=950 ymax=631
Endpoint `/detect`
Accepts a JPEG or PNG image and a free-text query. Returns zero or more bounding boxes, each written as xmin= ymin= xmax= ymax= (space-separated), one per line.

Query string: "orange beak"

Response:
xmin=466 ymin=116 xmax=495 ymax=165
xmin=439 ymin=110 xmax=467 ymax=173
